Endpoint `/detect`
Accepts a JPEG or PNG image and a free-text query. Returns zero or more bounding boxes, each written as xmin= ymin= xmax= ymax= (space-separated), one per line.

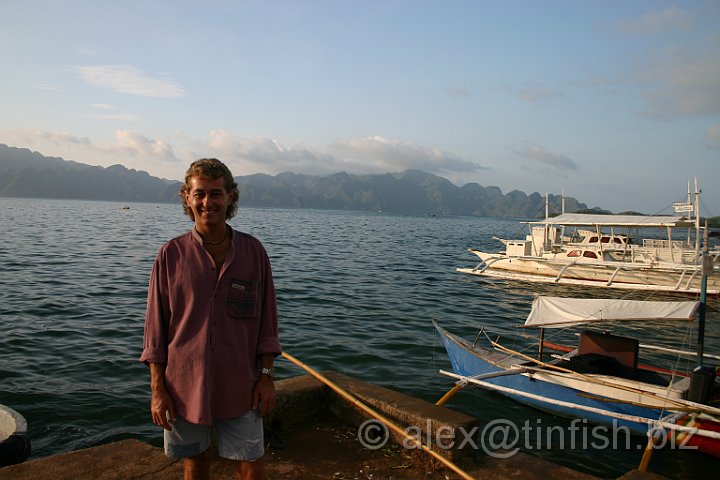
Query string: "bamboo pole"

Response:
xmin=490 ymin=341 xmax=699 ymax=412
xmin=637 ymin=433 xmax=657 ymax=472
xmin=280 ymin=351 xmax=476 ymax=480
xmin=440 ymin=370 xmax=720 ymax=441
xmin=574 ymin=391 xmax=712 ymax=413
xmin=435 ymin=383 xmax=464 ymax=406
xmin=435 ymin=367 xmax=534 ymax=406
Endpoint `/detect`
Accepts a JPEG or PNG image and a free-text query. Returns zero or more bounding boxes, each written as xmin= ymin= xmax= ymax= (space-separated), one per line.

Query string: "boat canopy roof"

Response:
xmin=523 ymin=296 xmax=700 ymax=329
xmin=528 ymin=213 xmax=694 ymax=228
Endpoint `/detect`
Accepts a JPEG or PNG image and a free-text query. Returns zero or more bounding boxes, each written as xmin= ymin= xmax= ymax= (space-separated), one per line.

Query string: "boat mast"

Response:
xmin=561 ymin=189 xmax=566 ymax=241
xmin=694 ymin=178 xmax=701 ymax=261
xmin=687 ymin=181 xmax=692 ymax=248
xmin=544 ymin=192 xmax=549 ymax=251
xmin=697 ymin=221 xmax=709 ymax=367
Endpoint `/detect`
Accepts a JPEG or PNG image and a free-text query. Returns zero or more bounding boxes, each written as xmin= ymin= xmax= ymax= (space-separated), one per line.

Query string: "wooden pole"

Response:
xmin=435 ymin=383 xmax=464 ymax=406
xmin=490 ymin=341 xmax=698 ymax=411
xmin=280 ymin=351 xmax=476 ymax=480
xmin=637 ymin=432 xmax=657 ymax=472
xmin=436 ymin=367 xmax=533 ymax=406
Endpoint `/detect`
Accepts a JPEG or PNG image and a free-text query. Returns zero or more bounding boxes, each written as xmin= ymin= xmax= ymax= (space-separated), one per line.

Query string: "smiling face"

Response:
xmin=185 ymin=175 xmax=233 ymax=233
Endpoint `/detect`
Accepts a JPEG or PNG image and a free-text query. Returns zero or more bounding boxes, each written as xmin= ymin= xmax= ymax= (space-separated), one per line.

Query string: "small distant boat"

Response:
xmin=434 ymin=296 xmax=720 ymax=457
xmin=0 ymin=403 xmax=31 ymax=467
xmin=458 ymin=181 xmax=720 ymax=295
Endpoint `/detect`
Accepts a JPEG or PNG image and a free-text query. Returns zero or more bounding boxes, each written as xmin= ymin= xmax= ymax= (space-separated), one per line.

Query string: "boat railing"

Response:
xmin=642 ymin=238 xmax=690 ymax=249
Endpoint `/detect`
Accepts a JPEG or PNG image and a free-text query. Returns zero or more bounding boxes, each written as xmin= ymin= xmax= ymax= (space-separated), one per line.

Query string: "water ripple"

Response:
xmin=1 ymin=199 xmax=718 ymax=478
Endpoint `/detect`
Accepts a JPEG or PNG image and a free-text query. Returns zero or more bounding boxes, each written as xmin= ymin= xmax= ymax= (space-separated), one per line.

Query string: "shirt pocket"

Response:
xmin=226 ymin=279 xmax=259 ymax=320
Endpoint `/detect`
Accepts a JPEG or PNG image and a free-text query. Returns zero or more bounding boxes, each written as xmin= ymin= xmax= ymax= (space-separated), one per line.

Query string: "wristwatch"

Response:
xmin=260 ymin=367 xmax=274 ymax=378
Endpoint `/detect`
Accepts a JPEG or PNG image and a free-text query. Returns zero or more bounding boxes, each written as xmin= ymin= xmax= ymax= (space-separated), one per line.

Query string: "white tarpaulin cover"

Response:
xmin=528 ymin=213 xmax=694 ymax=228
xmin=523 ymin=296 xmax=699 ymax=329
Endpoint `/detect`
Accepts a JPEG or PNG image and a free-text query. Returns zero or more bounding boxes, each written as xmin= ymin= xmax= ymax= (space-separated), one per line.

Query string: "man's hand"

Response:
xmin=151 ymin=387 xmax=177 ymax=430
xmin=149 ymin=362 xmax=176 ymax=430
xmin=252 ymin=375 xmax=275 ymax=417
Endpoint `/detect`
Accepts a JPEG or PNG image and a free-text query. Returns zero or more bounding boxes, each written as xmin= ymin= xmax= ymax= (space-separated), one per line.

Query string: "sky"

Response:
xmin=1 ymin=0 xmax=718 ymax=214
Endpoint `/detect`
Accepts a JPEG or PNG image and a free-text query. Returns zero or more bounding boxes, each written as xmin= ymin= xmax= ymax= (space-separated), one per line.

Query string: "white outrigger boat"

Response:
xmin=458 ymin=183 xmax=720 ymax=295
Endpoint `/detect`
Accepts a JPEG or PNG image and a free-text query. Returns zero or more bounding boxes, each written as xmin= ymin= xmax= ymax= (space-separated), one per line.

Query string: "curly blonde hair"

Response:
xmin=179 ymin=158 xmax=239 ymax=220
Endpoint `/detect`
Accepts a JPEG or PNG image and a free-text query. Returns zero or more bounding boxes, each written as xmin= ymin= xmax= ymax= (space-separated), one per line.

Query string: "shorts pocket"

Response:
xmin=227 ymin=279 xmax=259 ymax=320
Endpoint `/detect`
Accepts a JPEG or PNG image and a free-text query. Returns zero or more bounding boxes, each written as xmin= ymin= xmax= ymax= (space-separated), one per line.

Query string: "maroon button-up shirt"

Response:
xmin=140 ymin=228 xmax=281 ymax=424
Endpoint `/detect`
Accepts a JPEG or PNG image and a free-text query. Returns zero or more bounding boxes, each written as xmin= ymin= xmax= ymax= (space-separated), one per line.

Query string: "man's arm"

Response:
xmin=252 ymin=353 xmax=275 ymax=417
xmin=149 ymin=363 xmax=176 ymax=430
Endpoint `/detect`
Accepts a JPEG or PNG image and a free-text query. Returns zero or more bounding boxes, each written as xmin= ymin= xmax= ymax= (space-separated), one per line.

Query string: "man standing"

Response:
xmin=141 ymin=158 xmax=281 ymax=480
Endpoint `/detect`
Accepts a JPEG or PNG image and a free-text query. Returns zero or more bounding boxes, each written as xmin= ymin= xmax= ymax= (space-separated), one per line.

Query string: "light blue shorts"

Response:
xmin=164 ymin=409 xmax=264 ymax=461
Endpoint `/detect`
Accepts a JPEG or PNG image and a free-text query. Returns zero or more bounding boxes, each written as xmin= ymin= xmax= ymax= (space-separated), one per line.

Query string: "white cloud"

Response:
xmin=75 ymin=46 xmax=102 ymax=56
xmin=101 ymin=130 xmax=179 ymax=161
xmin=514 ymin=143 xmax=577 ymax=171
xmin=76 ymin=65 xmax=186 ymax=98
xmin=615 ymin=7 xmax=694 ymax=35
xmin=86 ymin=113 xmax=142 ymax=122
xmin=1 ymin=128 xmax=486 ymax=181
xmin=517 ymin=86 xmax=564 ymax=103
xmin=503 ymin=84 xmax=564 ymax=103
xmin=447 ymin=87 xmax=471 ymax=98
xmin=87 ymin=104 xmax=140 ymax=122
xmin=202 ymin=132 xmax=486 ymax=178
xmin=91 ymin=103 xmax=118 ymax=110
xmin=31 ymin=84 xmax=62 ymax=92
xmin=2 ymin=128 xmax=91 ymax=146
xmin=206 ymin=130 xmax=332 ymax=173
xmin=705 ymin=124 xmax=720 ymax=150
xmin=583 ymin=73 xmax=612 ymax=88
xmin=330 ymin=136 xmax=485 ymax=174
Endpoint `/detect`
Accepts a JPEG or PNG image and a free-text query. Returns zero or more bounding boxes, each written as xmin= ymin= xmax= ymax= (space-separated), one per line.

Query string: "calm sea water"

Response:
xmin=1 ymin=198 xmax=718 ymax=478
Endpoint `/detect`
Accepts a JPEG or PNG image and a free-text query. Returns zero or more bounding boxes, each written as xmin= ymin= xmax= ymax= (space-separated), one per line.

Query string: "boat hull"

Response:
xmin=434 ymin=322 xmax=660 ymax=435
xmin=459 ymin=250 xmax=720 ymax=295
xmin=434 ymin=321 xmax=720 ymax=457
xmin=676 ymin=417 xmax=720 ymax=457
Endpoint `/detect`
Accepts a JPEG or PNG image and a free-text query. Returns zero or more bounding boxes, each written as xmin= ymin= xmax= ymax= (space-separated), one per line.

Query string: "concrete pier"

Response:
xmin=0 ymin=372 xmax=666 ymax=479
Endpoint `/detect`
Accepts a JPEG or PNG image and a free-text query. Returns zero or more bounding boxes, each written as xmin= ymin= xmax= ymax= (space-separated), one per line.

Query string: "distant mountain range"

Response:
xmin=0 ymin=144 xmax=595 ymax=218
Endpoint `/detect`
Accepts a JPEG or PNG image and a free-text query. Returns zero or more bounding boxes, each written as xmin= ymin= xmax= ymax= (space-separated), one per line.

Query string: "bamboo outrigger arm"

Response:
xmin=607 ymin=266 xmax=623 ymax=286
xmin=489 ymin=340 xmax=713 ymax=413
xmin=435 ymin=367 xmax=532 ymax=406
xmin=554 ymin=262 xmax=578 ymax=283
xmin=438 ymin=370 xmax=720 ymax=442
xmin=280 ymin=351 xmax=477 ymax=480
xmin=637 ymin=343 xmax=720 ymax=362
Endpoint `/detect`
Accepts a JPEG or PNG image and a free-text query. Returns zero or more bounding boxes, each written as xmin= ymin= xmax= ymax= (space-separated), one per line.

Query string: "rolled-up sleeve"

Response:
xmin=256 ymin=249 xmax=282 ymax=357
xmin=139 ymin=250 xmax=170 ymax=365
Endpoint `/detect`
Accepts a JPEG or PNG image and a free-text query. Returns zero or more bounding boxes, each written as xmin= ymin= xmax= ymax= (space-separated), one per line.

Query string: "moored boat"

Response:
xmin=458 ymin=183 xmax=720 ymax=295
xmin=433 ymin=296 xmax=720 ymax=458
xmin=0 ymin=403 xmax=31 ymax=467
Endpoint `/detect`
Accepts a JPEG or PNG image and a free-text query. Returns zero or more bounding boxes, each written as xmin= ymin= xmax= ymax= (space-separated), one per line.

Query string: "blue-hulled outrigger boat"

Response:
xmin=434 ymin=296 xmax=720 ymax=457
